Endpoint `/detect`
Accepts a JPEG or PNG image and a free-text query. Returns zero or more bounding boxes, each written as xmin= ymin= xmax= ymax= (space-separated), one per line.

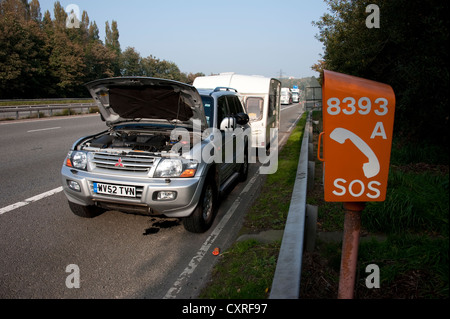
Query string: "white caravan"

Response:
xmin=193 ymin=73 xmax=281 ymax=150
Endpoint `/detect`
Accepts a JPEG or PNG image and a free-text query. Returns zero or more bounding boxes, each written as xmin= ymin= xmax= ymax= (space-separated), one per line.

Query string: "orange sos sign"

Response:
xmin=319 ymin=70 xmax=395 ymax=202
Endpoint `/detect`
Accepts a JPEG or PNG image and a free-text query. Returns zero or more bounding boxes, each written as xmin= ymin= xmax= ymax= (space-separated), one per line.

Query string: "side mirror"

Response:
xmin=235 ymin=112 xmax=249 ymax=125
xmin=220 ymin=117 xmax=236 ymax=131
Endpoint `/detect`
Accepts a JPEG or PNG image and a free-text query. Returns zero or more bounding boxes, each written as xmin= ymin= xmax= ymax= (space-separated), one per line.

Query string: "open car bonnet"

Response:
xmin=86 ymin=77 xmax=207 ymax=129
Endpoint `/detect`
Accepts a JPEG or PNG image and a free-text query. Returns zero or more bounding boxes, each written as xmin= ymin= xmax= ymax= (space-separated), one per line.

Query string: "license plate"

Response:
xmin=93 ymin=183 xmax=136 ymax=198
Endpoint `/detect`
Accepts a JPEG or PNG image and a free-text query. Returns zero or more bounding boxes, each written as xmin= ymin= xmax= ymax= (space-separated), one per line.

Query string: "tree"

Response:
xmin=120 ymin=47 xmax=142 ymax=76
xmin=313 ymin=0 xmax=449 ymax=147
xmin=105 ymin=20 xmax=121 ymax=55
xmin=0 ymin=0 xmax=48 ymax=98
xmin=141 ymin=55 xmax=183 ymax=80
xmin=83 ymin=41 xmax=116 ymax=81
xmin=29 ymin=0 xmax=42 ymax=22
xmin=105 ymin=20 xmax=121 ymax=76
xmin=88 ymin=21 xmax=100 ymax=42
xmin=47 ymin=28 xmax=85 ymax=96
xmin=52 ymin=1 xmax=66 ymax=29
xmin=41 ymin=1 xmax=86 ymax=97
xmin=182 ymin=72 xmax=205 ymax=84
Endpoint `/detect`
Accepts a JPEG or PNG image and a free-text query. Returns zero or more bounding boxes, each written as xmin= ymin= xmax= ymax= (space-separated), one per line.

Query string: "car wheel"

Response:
xmin=68 ymin=201 xmax=104 ymax=218
xmin=239 ymin=147 xmax=249 ymax=182
xmin=183 ymin=177 xmax=217 ymax=233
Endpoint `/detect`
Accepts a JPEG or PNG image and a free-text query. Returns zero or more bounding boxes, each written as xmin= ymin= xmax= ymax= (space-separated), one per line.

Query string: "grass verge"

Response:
xmin=301 ymin=110 xmax=449 ymax=299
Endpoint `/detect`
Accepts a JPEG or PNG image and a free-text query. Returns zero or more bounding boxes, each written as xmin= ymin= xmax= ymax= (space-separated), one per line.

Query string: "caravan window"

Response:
xmin=245 ymin=97 xmax=263 ymax=121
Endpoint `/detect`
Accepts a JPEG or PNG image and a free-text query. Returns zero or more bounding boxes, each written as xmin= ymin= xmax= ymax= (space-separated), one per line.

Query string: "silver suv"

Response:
xmin=61 ymin=77 xmax=250 ymax=233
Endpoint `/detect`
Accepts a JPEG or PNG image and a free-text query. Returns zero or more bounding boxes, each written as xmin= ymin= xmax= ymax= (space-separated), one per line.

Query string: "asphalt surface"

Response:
xmin=0 ymin=103 xmax=304 ymax=299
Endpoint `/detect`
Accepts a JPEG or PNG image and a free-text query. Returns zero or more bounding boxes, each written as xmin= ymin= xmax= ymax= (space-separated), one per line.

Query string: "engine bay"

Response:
xmin=81 ymin=129 xmax=192 ymax=155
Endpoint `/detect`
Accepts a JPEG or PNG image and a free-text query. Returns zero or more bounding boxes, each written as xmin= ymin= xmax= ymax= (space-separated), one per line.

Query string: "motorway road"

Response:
xmin=0 ymin=103 xmax=304 ymax=299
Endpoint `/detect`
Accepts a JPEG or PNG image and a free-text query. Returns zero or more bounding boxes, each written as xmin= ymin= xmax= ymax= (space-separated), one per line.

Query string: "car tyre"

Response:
xmin=68 ymin=201 xmax=104 ymax=218
xmin=238 ymin=146 xmax=249 ymax=182
xmin=183 ymin=176 xmax=217 ymax=233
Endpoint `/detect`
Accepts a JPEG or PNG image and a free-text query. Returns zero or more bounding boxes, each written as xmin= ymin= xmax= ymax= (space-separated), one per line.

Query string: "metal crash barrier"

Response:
xmin=0 ymin=103 xmax=96 ymax=120
xmin=270 ymin=112 xmax=317 ymax=299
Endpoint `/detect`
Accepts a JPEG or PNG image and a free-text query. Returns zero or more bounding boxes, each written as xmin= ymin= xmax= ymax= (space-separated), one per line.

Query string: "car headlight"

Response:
xmin=154 ymin=158 xmax=198 ymax=178
xmin=65 ymin=151 xmax=89 ymax=170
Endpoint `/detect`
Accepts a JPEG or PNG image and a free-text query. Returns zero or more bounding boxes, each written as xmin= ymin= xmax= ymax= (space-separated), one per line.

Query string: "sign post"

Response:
xmin=338 ymin=202 xmax=364 ymax=299
xmin=319 ymin=70 xmax=395 ymax=298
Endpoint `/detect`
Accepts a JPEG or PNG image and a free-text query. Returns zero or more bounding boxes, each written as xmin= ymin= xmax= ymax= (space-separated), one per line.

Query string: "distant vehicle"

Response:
xmin=291 ymin=86 xmax=300 ymax=103
xmin=193 ymin=73 xmax=281 ymax=150
xmin=280 ymin=87 xmax=292 ymax=105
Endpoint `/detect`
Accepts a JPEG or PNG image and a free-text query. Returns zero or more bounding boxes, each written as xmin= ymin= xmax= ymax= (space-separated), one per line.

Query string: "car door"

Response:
xmin=217 ymin=95 xmax=234 ymax=183
xmin=226 ymin=95 xmax=245 ymax=171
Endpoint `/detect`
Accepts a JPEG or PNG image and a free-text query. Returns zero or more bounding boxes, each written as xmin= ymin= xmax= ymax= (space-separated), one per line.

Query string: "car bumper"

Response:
xmin=61 ymin=166 xmax=204 ymax=218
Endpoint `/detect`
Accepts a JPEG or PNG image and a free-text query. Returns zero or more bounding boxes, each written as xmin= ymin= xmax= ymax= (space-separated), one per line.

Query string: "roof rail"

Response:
xmin=213 ymin=87 xmax=238 ymax=93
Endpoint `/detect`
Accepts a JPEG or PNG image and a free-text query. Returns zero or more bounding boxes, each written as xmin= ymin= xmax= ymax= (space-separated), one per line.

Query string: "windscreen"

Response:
xmin=201 ymin=96 xmax=214 ymax=127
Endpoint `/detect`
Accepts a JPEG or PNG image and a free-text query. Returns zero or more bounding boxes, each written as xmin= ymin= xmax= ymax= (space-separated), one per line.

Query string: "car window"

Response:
xmin=235 ymin=96 xmax=245 ymax=113
xmin=226 ymin=96 xmax=241 ymax=115
xmin=217 ymin=96 xmax=229 ymax=126
xmin=246 ymin=97 xmax=263 ymax=121
xmin=201 ymin=96 xmax=214 ymax=127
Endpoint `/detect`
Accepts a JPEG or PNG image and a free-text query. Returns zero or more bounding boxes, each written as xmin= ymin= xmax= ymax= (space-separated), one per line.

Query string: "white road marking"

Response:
xmin=0 ymin=113 xmax=99 ymax=126
xmin=0 ymin=187 xmax=63 ymax=216
xmin=27 ymin=127 xmax=61 ymax=133
xmin=163 ymin=173 xmax=259 ymax=299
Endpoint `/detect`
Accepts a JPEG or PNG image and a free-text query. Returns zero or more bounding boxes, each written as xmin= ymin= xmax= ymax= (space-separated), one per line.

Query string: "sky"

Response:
xmin=39 ymin=0 xmax=329 ymax=79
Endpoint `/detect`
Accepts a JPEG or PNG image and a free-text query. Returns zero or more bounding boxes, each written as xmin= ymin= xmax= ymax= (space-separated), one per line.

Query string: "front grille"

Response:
xmin=92 ymin=152 xmax=156 ymax=173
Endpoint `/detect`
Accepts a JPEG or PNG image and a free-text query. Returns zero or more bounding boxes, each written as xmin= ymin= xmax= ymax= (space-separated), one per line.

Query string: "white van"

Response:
xmin=280 ymin=87 xmax=292 ymax=105
xmin=193 ymin=73 xmax=281 ymax=150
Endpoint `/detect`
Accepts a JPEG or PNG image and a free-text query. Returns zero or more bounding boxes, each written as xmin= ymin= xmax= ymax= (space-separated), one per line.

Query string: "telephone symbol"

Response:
xmin=329 ymin=127 xmax=380 ymax=179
